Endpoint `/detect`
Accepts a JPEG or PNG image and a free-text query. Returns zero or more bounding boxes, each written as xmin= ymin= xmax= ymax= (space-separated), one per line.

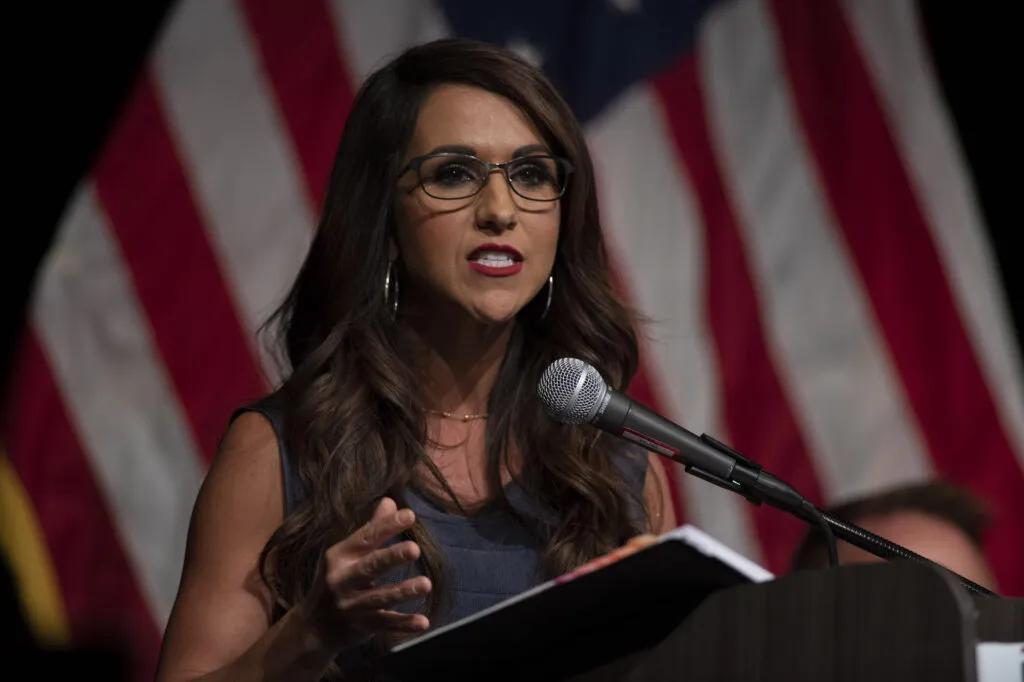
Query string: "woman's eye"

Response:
xmin=431 ymin=163 xmax=478 ymax=185
xmin=511 ymin=162 xmax=553 ymax=187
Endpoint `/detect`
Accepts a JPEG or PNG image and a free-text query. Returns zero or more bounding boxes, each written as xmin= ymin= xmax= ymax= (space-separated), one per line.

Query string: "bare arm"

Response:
xmin=643 ymin=453 xmax=678 ymax=534
xmin=155 ymin=411 xmax=333 ymax=682
xmin=155 ymin=412 xmax=431 ymax=682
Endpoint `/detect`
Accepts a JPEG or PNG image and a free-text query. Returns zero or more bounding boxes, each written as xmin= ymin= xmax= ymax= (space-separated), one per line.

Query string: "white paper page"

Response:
xmin=666 ymin=524 xmax=775 ymax=582
xmin=976 ymin=642 xmax=1023 ymax=682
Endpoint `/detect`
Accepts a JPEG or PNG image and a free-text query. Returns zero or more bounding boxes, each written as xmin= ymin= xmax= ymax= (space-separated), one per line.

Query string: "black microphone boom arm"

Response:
xmin=538 ymin=357 xmax=997 ymax=598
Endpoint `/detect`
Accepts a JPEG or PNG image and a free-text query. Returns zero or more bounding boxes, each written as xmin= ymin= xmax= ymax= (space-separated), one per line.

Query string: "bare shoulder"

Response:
xmin=156 ymin=410 xmax=286 ymax=680
xmin=217 ymin=410 xmax=280 ymax=467
xmin=194 ymin=410 xmax=284 ymax=535
xmin=208 ymin=410 xmax=283 ymax=491
xmin=190 ymin=408 xmax=285 ymax=578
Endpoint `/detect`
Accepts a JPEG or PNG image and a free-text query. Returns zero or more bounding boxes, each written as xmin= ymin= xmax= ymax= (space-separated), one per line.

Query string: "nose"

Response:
xmin=474 ymin=169 xmax=517 ymax=234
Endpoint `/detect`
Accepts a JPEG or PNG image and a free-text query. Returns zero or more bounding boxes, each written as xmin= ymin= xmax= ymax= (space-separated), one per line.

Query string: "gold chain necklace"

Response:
xmin=425 ymin=408 xmax=489 ymax=423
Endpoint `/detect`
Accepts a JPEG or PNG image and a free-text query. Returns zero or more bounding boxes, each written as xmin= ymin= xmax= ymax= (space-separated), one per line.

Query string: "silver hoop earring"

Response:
xmin=539 ymin=274 xmax=553 ymax=321
xmin=384 ymin=261 xmax=399 ymax=319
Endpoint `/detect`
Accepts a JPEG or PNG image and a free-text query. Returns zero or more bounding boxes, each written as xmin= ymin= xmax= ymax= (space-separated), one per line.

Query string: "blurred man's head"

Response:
xmin=790 ymin=481 xmax=998 ymax=592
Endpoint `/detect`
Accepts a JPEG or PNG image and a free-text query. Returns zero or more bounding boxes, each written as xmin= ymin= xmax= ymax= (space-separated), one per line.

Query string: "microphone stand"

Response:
xmin=672 ymin=432 xmax=998 ymax=598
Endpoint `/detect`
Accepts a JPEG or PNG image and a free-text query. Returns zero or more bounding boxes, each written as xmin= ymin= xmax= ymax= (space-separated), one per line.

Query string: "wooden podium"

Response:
xmin=372 ymin=529 xmax=1023 ymax=682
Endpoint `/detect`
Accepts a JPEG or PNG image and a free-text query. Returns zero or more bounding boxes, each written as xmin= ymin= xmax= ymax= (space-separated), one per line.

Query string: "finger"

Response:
xmin=361 ymin=610 xmax=430 ymax=633
xmin=339 ymin=576 xmax=432 ymax=612
xmin=373 ymin=496 xmax=398 ymax=519
xmin=338 ymin=499 xmax=417 ymax=554
xmin=333 ymin=541 xmax=420 ymax=590
xmin=341 ymin=541 xmax=421 ymax=588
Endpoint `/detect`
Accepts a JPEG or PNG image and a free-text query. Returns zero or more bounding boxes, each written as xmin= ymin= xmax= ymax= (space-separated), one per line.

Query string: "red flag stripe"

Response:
xmin=593 ymin=160 xmax=691 ymax=526
xmin=240 ymin=0 xmax=356 ymax=208
xmin=608 ymin=244 xmax=689 ymax=526
xmin=770 ymin=0 xmax=1024 ymax=594
xmin=588 ymin=88 xmax=760 ymax=558
xmin=92 ymin=73 xmax=268 ymax=464
xmin=1 ymin=330 xmax=161 ymax=679
xmin=653 ymin=55 xmax=826 ymax=573
xmin=626 ymin=359 xmax=690 ymax=527
xmin=589 ymin=136 xmax=690 ymax=528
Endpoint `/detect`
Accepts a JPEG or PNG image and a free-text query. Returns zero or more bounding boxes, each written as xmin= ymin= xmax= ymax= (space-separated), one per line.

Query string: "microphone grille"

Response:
xmin=537 ymin=358 xmax=608 ymax=424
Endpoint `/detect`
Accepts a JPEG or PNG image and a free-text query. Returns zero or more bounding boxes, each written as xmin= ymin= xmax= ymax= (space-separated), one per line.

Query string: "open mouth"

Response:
xmin=468 ymin=244 xmax=524 ymax=276
xmin=468 ymin=245 xmax=523 ymax=264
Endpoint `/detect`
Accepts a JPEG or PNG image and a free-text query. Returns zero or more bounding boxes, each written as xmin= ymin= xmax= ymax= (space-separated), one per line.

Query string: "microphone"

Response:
xmin=536 ymin=358 xmax=1000 ymax=597
xmin=536 ymin=357 xmax=807 ymax=513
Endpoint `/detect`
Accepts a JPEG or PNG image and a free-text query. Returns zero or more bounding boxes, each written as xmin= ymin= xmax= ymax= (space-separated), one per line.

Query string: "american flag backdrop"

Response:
xmin=2 ymin=0 xmax=1022 ymax=679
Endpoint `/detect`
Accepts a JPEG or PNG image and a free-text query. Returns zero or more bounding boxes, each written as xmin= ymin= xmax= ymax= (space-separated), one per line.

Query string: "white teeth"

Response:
xmin=473 ymin=251 xmax=516 ymax=266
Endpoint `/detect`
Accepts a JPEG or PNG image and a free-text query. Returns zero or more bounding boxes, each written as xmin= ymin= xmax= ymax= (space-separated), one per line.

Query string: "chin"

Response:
xmin=467 ymin=299 xmax=524 ymax=326
xmin=471 ymin=309 xmax=520 ymax=327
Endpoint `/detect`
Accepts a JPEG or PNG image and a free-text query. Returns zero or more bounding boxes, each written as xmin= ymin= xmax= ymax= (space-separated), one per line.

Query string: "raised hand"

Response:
xmin=300 ymin=497 xmax=431 ymax=650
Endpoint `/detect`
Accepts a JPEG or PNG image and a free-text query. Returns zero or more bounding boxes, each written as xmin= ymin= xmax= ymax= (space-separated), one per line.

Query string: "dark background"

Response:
xmin=1 ymin=0 xmax=1020 ymax=653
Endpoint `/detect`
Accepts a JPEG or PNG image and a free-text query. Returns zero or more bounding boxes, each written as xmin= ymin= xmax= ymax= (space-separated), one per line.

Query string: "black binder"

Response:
xmin=374 ymin=525 xmax=773 ymax=682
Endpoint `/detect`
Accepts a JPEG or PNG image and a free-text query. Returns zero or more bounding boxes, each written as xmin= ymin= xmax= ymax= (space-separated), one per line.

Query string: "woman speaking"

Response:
xmin=156 ymin=37 xmax=675 ymax=682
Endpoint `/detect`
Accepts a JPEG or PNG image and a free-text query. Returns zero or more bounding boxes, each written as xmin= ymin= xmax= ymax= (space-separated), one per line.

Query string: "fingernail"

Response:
xmin=396 ymin=509 xmax=414 ymax=525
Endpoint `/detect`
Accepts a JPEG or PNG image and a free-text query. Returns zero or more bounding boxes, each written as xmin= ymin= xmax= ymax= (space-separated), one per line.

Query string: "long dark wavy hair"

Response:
xmin=258 ymin=37 xmax=648 ymax=662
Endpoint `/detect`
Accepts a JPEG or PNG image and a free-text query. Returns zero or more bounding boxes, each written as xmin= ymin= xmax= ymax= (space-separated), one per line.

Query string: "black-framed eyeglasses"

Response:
xmin=399 ymin=152 xmax=574 ymax=202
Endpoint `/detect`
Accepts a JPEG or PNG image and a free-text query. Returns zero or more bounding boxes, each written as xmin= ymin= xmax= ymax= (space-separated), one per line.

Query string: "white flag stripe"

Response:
xmin=589 ymin=86 xmax=763 ymax=562
xmin=153 ymin=0 xmax=314 ymax=383
xmin=330 ymin=0 xmax=450 ymax=85
xmin=699 ymin=0 xmax=933 ymax=501
xmin=33 ymin=185 xmax=204 ymax=626
xmin=840 ymin=0 xmax=1024 ymax=470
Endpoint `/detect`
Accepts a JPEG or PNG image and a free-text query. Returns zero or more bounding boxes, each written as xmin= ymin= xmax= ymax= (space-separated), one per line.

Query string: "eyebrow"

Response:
xmin=426 ymin=144 xmax=476 ymax=156
xmin=512 ymin=144 xmax=551 ymax=158
xmin=422 ymin=143 xmax=553 ymax=158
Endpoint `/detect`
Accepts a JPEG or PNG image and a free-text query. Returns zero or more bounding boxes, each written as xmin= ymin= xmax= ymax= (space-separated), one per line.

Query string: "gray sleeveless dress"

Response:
xmin=234 ymin=394 xmax=649 ymax=666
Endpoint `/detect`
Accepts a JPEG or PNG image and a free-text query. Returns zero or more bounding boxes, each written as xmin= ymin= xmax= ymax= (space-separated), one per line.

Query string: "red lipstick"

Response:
xmin=467 ymin=244 xmax=524 ymax=277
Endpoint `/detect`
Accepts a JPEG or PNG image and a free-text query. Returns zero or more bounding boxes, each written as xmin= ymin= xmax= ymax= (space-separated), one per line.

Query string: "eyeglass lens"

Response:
xmin=418 ymin=154 xmax=566 ymax=201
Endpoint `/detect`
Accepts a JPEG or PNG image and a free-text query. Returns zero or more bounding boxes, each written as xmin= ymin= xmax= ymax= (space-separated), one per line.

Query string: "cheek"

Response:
xmin=395 ymin=210 xmax=464 ymax=281
xmin=535 ymin=211 xmax=561 ymax=270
